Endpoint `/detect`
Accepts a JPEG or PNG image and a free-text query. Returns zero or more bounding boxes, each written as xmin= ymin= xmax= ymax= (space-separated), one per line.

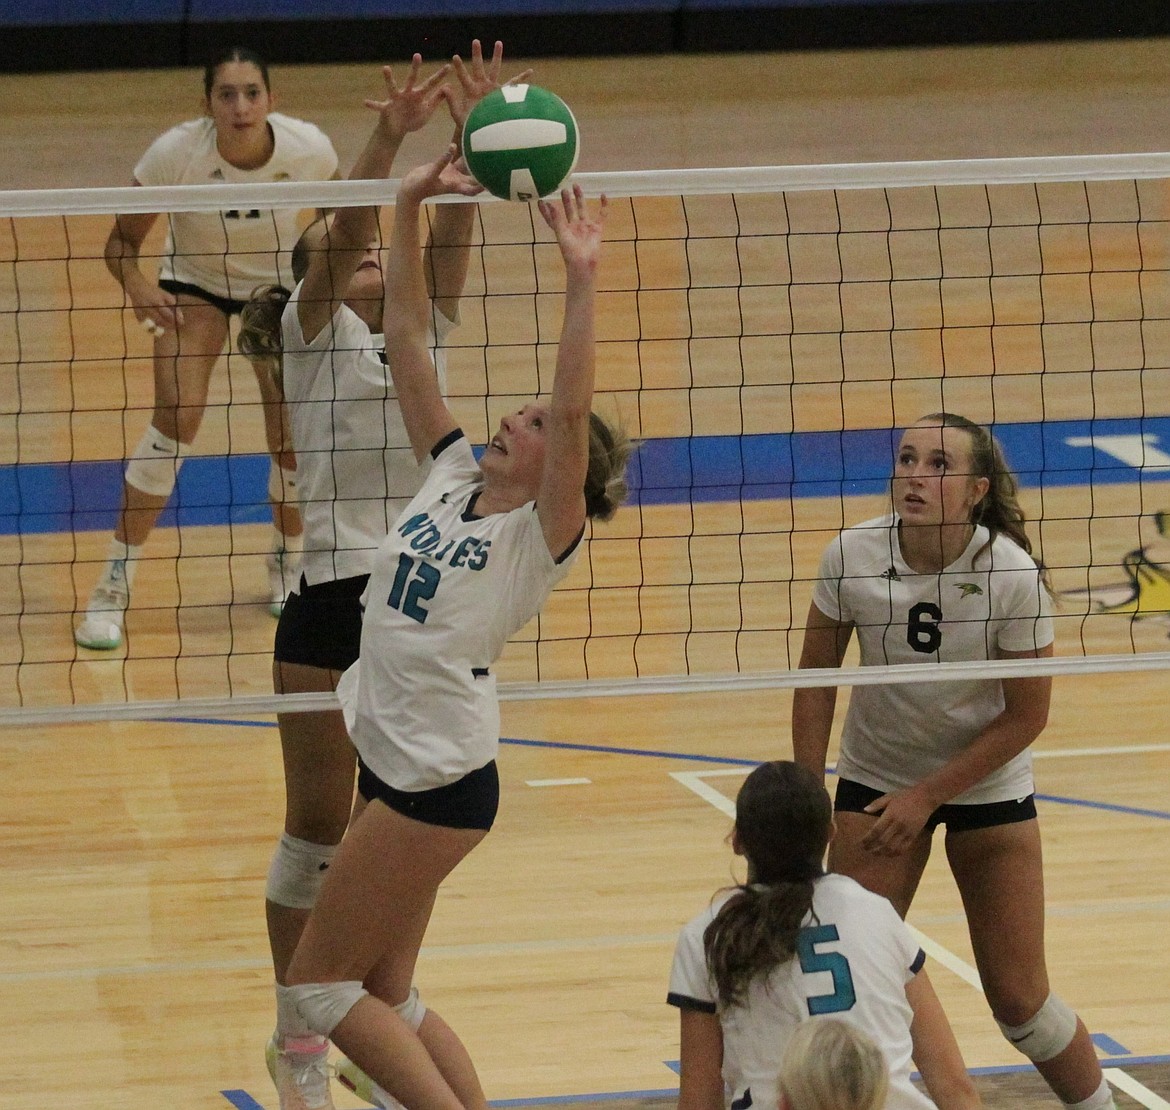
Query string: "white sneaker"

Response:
xmin=267 ymin=549 xmax=302 ymax=618
xmin=74 ymin=564 xmax=129 ymax=650
xmin=335 ymin=1057 xmax=403 ymax=1109
xmin=266 ymin=1035 xmax=336 ymax=1110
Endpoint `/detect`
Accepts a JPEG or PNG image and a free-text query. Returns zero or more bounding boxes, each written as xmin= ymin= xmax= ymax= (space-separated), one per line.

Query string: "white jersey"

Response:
xmin=812 ymin=513 xmax=1053 ymax=803
xmin=134 ymin=113 xmax=338 ymax=300
xmin=669 ymin=873 xmax=934 ymax=1110
xmin=337 ymin=433 xmax=581 ymax=792
xmin=280 ymin=286 xmax=455 ymax=586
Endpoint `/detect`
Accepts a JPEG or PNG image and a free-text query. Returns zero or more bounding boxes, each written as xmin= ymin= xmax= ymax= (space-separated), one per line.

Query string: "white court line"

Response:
xmin=1103 ymin=1069 xmax=1170 ymax=1109
xmin=526 ymin=777 xmax=592 ymax=787
xmin=669 ymin=768 xmax=1159 ymax=1106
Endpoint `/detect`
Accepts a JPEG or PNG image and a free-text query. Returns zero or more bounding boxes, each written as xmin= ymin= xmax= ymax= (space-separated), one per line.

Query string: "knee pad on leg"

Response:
xmin=124 ymin=426 xmax=189 ymax=497
xmin=288 ymin=980 xmax=368 ymax=1038
xmin=265 ymin=833 xmax=337 ymax=910
xmin=269 ymin=459 xmax=298 ymax=505
xmin=393 ymin=986 xmax=427 ymax=1033
xmin=997 ymin=992 xmax=1079 ymax=1063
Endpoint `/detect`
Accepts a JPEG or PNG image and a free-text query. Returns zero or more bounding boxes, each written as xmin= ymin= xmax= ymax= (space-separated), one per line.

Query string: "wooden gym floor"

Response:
xmin=1 ymin=36 xmax=1169 ymax=1110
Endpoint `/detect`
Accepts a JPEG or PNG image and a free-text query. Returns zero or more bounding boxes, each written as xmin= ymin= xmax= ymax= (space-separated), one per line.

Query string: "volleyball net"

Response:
xmin=3 ymin=155 xmax=1170 ymax=725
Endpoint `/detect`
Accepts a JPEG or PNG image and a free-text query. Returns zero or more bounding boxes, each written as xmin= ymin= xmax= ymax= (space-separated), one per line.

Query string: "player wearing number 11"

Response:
xmin=793 ymin=413 xmax=1115 ymax=1110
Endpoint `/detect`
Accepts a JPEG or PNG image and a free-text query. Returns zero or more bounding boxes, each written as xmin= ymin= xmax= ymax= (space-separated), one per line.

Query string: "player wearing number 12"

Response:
xmin=668 ymin=761 xmax=981 ymax=1110
xmin=793 ymin=413 xmax=1115 ymax=1110
xmin=280 ymin=132 xmax=632 ymax=1106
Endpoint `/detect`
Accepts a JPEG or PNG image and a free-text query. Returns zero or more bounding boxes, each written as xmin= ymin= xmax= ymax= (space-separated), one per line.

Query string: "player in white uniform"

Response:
xmin=279 ymin=126 xmax=632 ymax=1110
xmin=669 ymin=761 xmax=980 ymax=1110
xmin=793 ymin=413 xmax=1116 ymax=1110
xmin=235 ymin=45 xmax=508 ymax=1110
xmin=76 ymin=46 xmax=339 ymax=650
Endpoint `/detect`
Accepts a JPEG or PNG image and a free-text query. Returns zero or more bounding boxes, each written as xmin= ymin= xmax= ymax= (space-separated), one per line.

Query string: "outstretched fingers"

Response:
xmin=364 ymin=55 xmax=451 ymax=129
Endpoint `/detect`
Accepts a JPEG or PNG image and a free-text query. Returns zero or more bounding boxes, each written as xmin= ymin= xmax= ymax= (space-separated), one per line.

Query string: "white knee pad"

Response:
xmin=288 ymin=980 xmax=368 ymax=1038
xmin=124 ymin=426 xmax=189 ymax=497
xmin=265 ymin=833 xmax=337 ymax=910
xmin=269 ymin=459 xmax=299 ymax=505
xmin=997 ymin=992 xmax=1079 ymax=1063
xmin=394 ymin=986 xmax=427 ymax=1033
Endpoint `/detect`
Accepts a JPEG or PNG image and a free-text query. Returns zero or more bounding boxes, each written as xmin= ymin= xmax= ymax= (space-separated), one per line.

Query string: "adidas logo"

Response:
xmin=210 ymin=168 xmax=224 ymax=180
xmin=879 ymin=566 xmax=900 ymax=582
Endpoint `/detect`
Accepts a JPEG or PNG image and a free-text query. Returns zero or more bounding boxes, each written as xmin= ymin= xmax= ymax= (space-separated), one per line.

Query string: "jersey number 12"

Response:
xmin=387 ymin=553 xmax=440 ymax=623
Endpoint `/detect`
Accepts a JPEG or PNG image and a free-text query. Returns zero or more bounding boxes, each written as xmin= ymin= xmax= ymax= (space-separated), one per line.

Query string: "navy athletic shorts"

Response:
xmin=273 ymin=574 xmax=368 ymax=672
xmin=357 ymin=758 xmax=500 ymax=831
xmin=835 ymin=777 xmax=1037 ymax=833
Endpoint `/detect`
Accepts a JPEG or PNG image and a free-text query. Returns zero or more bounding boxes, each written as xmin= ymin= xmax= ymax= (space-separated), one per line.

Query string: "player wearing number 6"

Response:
xmin=280 ymin=138 xmax=632 ymax=1106
xmin=669 ymin=761 xmax=980 ymax=1110
xmin=793 ymin=413 xmax=1115 ymax=1110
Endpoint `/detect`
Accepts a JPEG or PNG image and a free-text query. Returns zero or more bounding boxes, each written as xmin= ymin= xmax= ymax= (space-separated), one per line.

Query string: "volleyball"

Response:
xmin=462 ymin=84 xmax=579 ymax=202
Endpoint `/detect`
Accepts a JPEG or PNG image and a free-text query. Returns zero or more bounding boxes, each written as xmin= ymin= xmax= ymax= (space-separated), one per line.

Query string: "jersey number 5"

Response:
xmin=796 ymin=923 xmax=857 ymax=1015
xmin=907 ymin=600 xmax=943 ymax=654
xmin=387 ymin=553 xmax=440 ymax=623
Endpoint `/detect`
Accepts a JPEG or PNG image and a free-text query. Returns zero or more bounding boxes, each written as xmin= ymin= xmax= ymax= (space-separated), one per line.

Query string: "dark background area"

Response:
xmin=2 ymin=0 xmax=1170 ymax=73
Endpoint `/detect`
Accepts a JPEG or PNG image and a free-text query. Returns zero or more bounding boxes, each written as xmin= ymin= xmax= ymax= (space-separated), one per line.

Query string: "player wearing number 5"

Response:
xmin=669 ymin=761 xmax=980 ymax=1110
xmin=793 ymin=413 xmax=1115 ymax=1110
xmin=280 ymin=143 xmax=632 ymax=1107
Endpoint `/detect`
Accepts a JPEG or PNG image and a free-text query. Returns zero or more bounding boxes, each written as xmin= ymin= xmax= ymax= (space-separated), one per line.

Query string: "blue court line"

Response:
xmin=6 ymin=415 xmax=1170 ymax=535
xmin=220 ymin=1091 xmax=266 ymax=1110
xmin=156 ymin=716 xmax=1170 ymax=822
xmin=1092 ymin=1033 xmax=1132 ymax=1056
xmin=503 ymin=735 xmax=764 ymax=766
xmin=1034 ymin=792 xmax=1170 ymax=822
xmin=224 ymin=1051 xmax=1170 ymax=1108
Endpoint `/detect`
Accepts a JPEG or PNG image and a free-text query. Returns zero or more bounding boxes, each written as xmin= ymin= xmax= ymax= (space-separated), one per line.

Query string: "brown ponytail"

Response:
xmin=584 ymin=412 xmax=635 ymax=521
xmin=703 ymin=762 xmax=831 ymax=1009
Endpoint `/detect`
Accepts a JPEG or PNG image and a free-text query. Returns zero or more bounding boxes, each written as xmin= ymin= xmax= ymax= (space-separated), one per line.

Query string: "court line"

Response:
xmin=667 ymin=769 xmax=1167 ymax=1108
xmin=478 ymin=1056 xmax=1170 ymax=1108
xmin=1104 ymin=1069 xmax=1170 ymax=1109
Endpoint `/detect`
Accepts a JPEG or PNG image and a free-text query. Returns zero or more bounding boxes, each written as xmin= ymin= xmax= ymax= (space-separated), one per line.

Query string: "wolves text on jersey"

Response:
xmin=398 ymin=511 xmax=492 ymax=570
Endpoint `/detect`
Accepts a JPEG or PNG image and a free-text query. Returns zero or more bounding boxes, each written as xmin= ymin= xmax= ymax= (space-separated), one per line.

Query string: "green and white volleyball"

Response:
xmin=462 ymin=85 xmax=579 ymax=201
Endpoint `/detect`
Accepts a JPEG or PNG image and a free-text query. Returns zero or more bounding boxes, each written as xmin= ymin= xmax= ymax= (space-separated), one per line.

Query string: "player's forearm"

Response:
xmin=104 ymin=228 xmax=145 ymax=291
xmin=331 ymin=124 xmax=407 ymax=252
xmin=549 ymin=269 xmax=597 ymax=422
xmin=916 ymin=709 xmax=1045 ymax=807
xmin=791 ymin=686 xmax=836 ymax=776
xmin=384 ymin=192 xmax=434 ymax=352
xmin=425 ymin=200 xmax=475 ymax=307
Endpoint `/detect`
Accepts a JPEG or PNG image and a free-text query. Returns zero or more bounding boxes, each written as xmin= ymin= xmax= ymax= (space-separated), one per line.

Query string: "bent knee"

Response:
xmin=996 ymin=992 xmax=1080 ymax=1062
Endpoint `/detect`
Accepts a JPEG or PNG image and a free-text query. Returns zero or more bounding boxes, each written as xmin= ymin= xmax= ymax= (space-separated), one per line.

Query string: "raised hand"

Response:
xmin=448 ymin=39 xmax=534 ymax=131
xmin=537 ymin=185 xmax=608 ymax=274
xmin=365 ymin=54 xmax=451 ymax=142
xmin=400 ymin=143 xmax=484 ymax=203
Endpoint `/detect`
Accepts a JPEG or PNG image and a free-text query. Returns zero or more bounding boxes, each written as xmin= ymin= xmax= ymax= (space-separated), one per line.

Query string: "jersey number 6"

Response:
xmin=907 ymin=600 xmax=943 ymax=654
